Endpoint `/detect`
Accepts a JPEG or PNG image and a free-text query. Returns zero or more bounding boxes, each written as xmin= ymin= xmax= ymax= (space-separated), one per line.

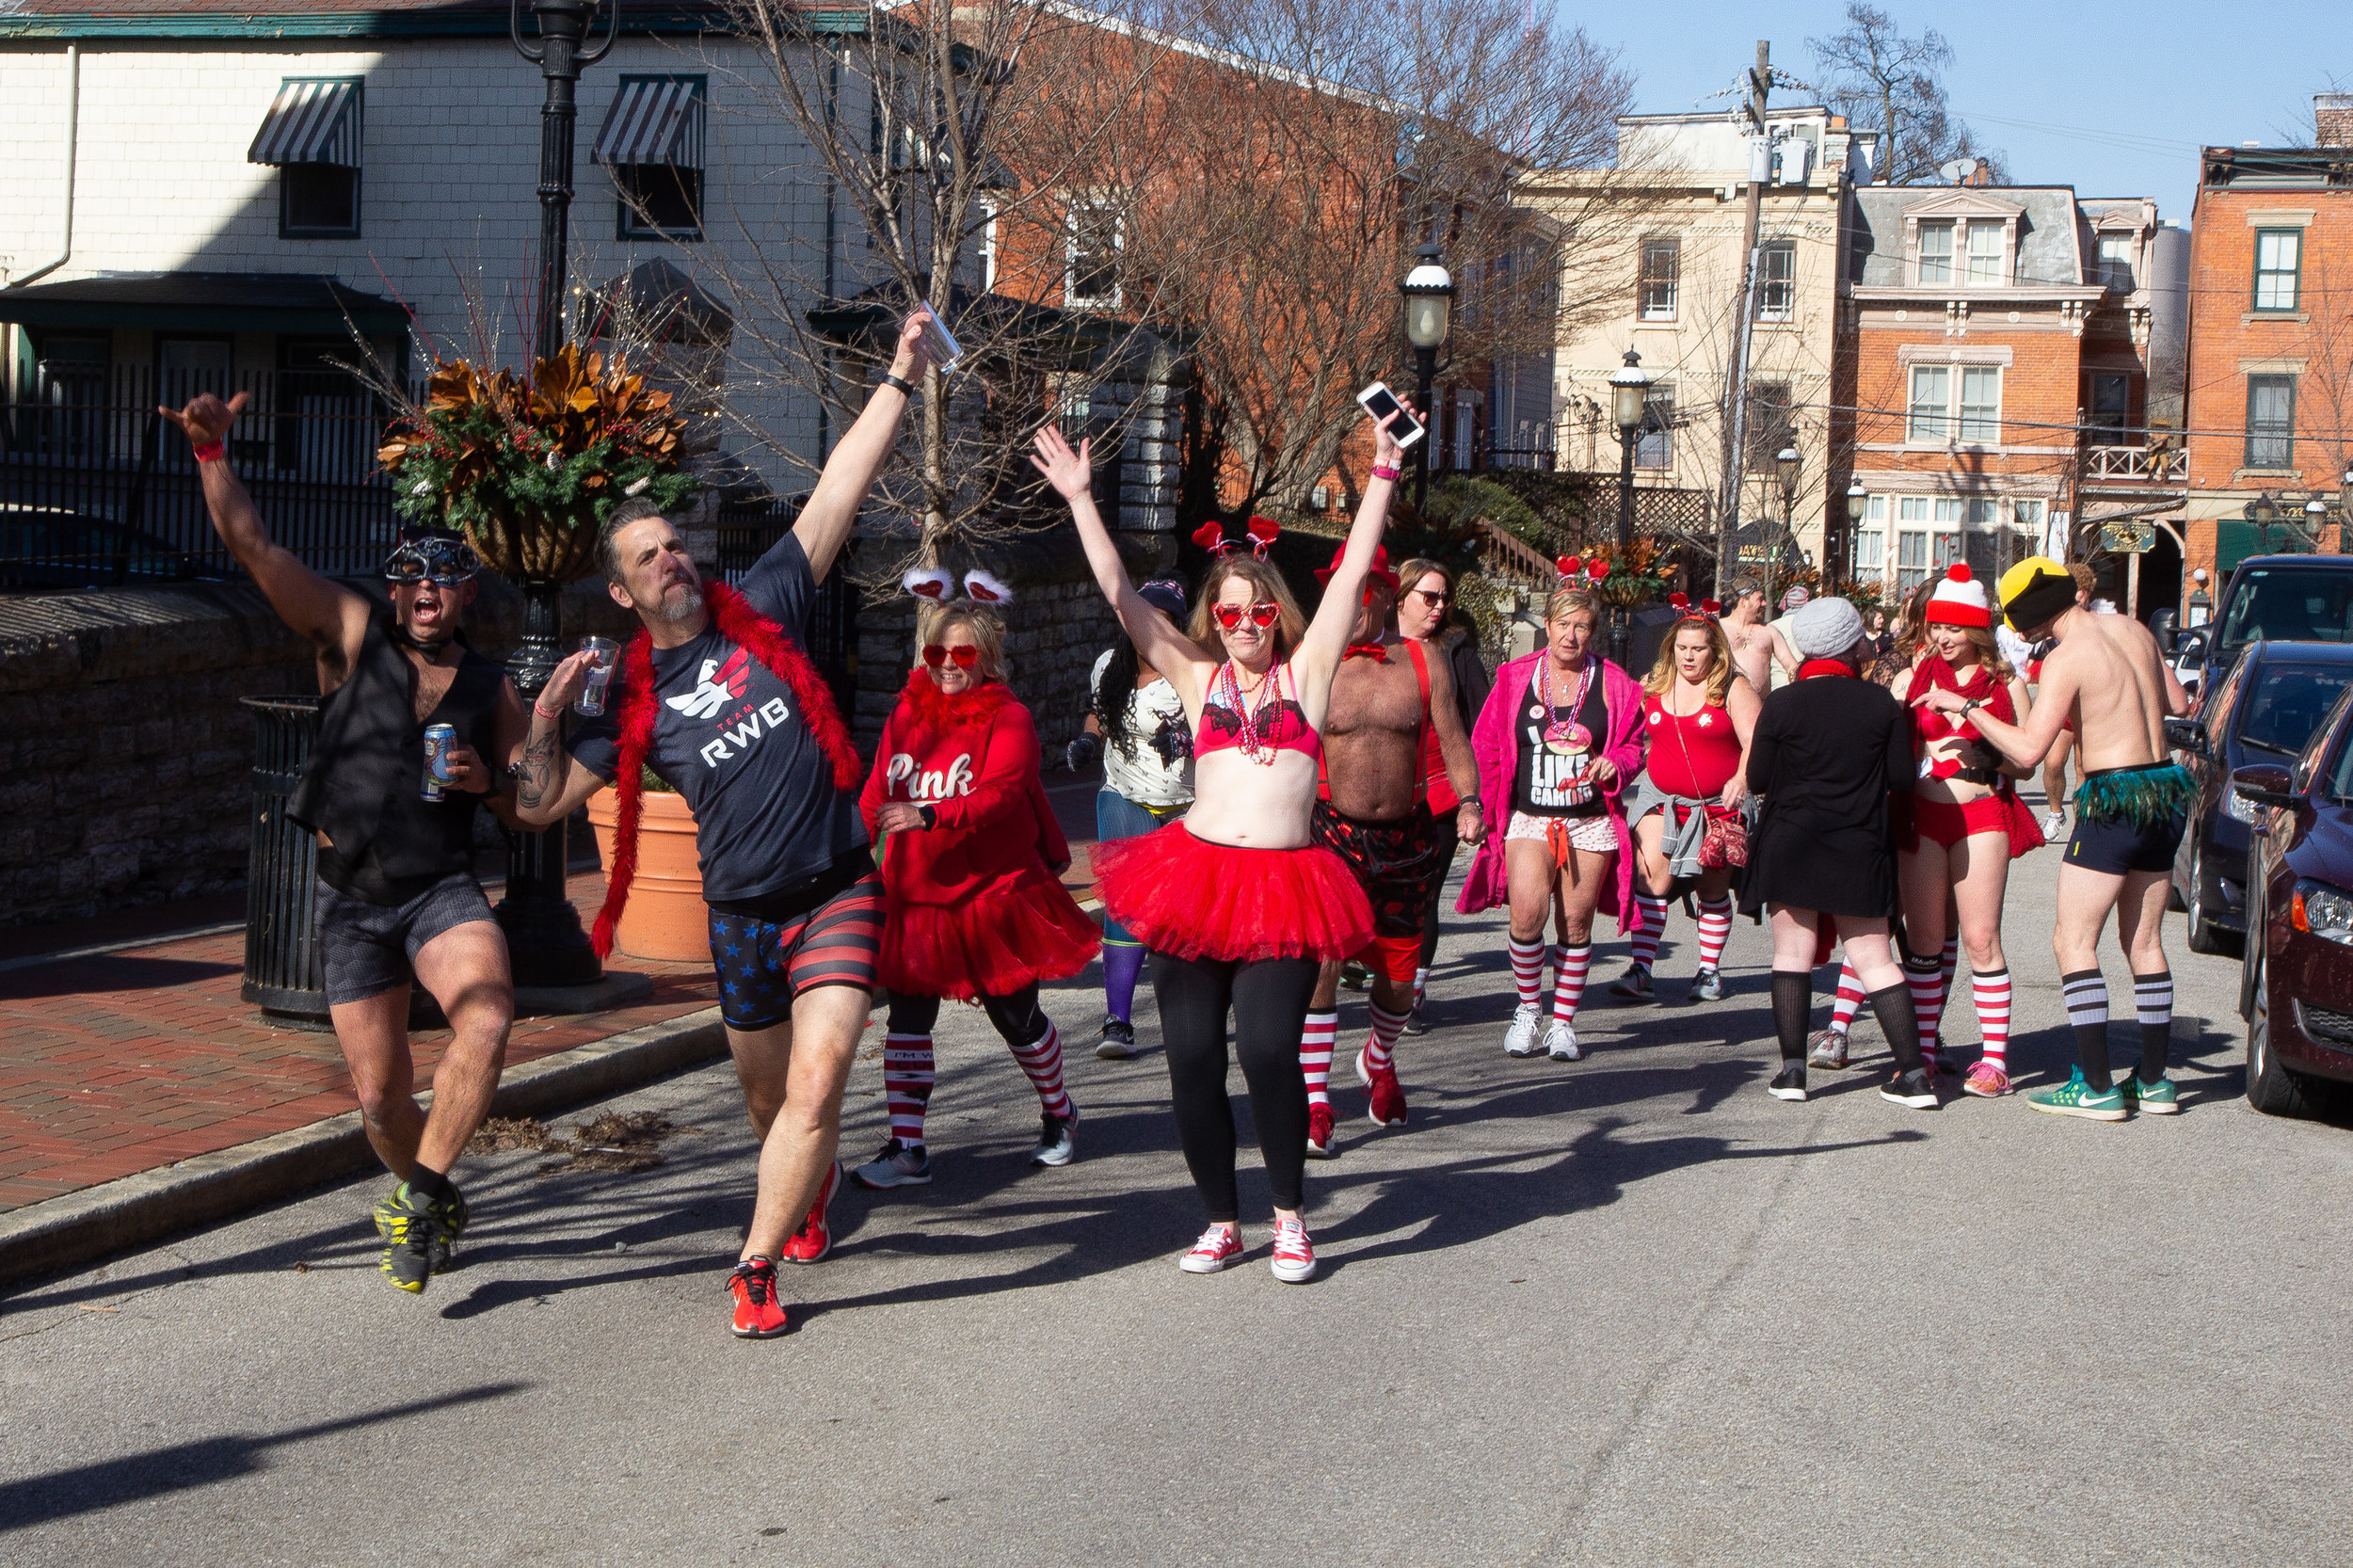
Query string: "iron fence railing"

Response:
xmin=1 ymin=364 xmax=420 ymax=588
xmin=712 ymin=494 xmax=857 ymax=711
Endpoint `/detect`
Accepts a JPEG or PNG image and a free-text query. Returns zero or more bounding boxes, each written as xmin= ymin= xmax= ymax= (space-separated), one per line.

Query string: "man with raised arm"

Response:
xmin=1919 ymin=557 xmax=2192 ymax=1121
xmin=161 ymin=392 xmax=528 ymax=1294
xmin=513 ymin=312 xmax=933 ymax=1338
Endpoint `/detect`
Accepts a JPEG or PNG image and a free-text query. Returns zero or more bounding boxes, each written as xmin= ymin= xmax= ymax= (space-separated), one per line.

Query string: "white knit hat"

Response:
xmin=1924 ymin=563 xmax=1992 ymax=628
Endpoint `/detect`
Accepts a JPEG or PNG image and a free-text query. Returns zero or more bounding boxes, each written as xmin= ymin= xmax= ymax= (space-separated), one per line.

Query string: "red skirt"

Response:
xmin=1091 ymin=822 xmax=1374 ymax=963
xmin=1897 ymin=790 xmax=2044 ymax=861
xmin=880 ymin=881 xmax=1101 ymax=1003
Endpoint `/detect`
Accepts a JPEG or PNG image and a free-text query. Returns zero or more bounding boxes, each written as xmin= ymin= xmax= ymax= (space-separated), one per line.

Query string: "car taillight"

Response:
xmin=2292 ymin=880 xmax=2353 ymax=945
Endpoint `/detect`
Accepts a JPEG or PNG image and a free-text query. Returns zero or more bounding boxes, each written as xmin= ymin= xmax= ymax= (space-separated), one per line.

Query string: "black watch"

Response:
xmin=919 ymin=803 xmax=937 ymax=829
xmin=882 ymin=372 xmax=918 ymax=398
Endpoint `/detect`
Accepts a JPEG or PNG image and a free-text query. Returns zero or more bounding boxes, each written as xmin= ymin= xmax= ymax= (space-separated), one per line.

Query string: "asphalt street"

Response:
xmin=7 ymin=831 xmax=2353 ymax=1567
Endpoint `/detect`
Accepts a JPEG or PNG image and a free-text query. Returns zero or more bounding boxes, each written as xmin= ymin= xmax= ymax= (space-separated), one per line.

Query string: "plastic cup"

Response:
xmin=576 ymin=636 xmax=618 ymax=716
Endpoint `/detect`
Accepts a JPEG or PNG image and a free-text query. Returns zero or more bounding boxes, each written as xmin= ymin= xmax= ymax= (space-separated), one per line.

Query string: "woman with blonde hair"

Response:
xmin=1032 ymin=401 xmax=1409 ymax=1285
xmin=852 ymin=579 xmax=1102 ymax=1188
xmin=1457 ymin=567 xmax=1647 ymax=1062
xmin=1888 ymin=564 xmax=2041 ymax=1098
xmin=1619 ymin=598 xmax=1758 ymax=1002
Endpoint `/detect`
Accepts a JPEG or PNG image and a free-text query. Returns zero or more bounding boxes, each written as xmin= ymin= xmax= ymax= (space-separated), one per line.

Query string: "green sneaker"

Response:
xmin=2118 ymin=1073 xmax=2181 ymax=1115
xmin=375 ymin=1183 xmax=440 ymax=1294
xmin=2025 ymin=1068 xmax=2128 ymax=1123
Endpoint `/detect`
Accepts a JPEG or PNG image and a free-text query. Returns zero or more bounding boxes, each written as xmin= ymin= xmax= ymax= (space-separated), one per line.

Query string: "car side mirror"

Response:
xmin=2233 ymin=763 xmax=2298 ymax=810
xmin=2151 ymin=609 xmax=2178 ymax=650
xmin=2175 ymin=631 xmax=2209 ymax=665
xmin=2164 ymin=716 xmax=2209 ymax=758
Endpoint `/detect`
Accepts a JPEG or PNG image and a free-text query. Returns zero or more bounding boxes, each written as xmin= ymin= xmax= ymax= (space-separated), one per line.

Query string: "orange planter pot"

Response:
xmin=585 ymin=790 xmax=711 ymax=963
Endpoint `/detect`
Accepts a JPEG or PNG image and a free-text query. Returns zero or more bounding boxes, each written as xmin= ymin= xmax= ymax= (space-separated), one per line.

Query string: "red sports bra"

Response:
xmin=1911 ymin=654 xmax=2015 ymax=779
xmin=1195 ymin=661 xmax=1321 ymax=764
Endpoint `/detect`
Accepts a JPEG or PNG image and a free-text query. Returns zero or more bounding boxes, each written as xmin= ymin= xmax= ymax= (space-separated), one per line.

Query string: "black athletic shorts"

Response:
xmin=314 ymin=871 xmax=498 ymax=1007
xmin=707 ymin=854 xmax=885 ymax=1031
xmin=2065 ymin=806 xmax=2187 ymax=875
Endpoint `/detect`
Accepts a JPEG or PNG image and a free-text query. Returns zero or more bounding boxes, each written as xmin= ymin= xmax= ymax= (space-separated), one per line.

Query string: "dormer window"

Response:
xmin=1918 ymin=221 xmax=1954 ymax=283
xmin=1907 ymin=199 xmax=2021 ymax=288
xmin=1964 ymin=220 xmax=2004 ymax=283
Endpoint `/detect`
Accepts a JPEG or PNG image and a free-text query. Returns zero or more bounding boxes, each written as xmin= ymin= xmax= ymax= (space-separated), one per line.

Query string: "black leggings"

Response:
xmin=886 ymin=984 xmax=1048 ymax=1048
xmin=1417 ymin=812 xmax=1463 ymax=970
xmin=1148 ymin=951 xmax=1319 ymax=1222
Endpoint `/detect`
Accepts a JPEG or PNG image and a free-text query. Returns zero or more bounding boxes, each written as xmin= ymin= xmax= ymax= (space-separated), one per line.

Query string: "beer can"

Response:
xmin=422 ymin=723 xmax=458 ymax=801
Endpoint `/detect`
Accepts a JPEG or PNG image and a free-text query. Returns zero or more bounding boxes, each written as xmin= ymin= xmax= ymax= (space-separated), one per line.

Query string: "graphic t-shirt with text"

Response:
xmin=1513 ymin=660 xmax=1609 ymax=819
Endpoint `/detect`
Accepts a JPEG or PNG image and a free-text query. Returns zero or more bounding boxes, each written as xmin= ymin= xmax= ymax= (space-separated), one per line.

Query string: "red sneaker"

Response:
xmin=1177 ymin=1224 xmax=1245 ymax=1273
xmin=1357 ymin=1046 xmax=1407 ymax=1128
xmin=727 ymin=1256 xmax=788 ymax=1338
xmin=1305 ymin=1101 xmax=1337 ymax=1159
xmin=781 ymin=1160 xmax=840 ymax=1265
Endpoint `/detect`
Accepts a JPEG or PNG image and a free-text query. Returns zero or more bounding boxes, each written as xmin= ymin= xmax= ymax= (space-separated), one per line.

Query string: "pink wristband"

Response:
xmin=193 ymin=440 xmax=227 ymax=465
xmin=1371 ymin=463 xmax=1402 ymax=482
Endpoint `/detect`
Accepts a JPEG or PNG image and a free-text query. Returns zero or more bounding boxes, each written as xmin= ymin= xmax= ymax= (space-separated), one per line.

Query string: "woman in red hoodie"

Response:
xmin=853 ymin=577 xmax=1101 ymax=1187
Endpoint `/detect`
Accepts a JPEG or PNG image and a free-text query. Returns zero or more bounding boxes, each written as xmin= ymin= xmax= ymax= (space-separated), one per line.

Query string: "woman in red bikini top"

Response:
xmin=1031 ymin=398 xmax=1411 ymax=1288
xmin=1887 ymin=564 xmax=2041 ymax=1100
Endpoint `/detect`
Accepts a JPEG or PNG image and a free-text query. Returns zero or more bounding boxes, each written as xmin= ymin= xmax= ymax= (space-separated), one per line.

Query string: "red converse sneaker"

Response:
xmin=727 ymin=1257 xmax=788 ymax=1338
xmin=781 ymin=1160 xmax=840 ymax=1265
xmin=1305 ymin=1102 xmax=1337 ymax=1159
xmin=1357 ymin=1045 xmax=1407 ymax=1128
xmin=1177 ymin=1224 xmax=1245 ymax=1273
xmin=1270 ymin=1216 xmax=1318 ymax=1284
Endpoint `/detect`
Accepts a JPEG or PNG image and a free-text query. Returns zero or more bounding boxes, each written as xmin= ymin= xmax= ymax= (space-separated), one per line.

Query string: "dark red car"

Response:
xmin=2236 ymin=682 xmax=2353 ymax=1115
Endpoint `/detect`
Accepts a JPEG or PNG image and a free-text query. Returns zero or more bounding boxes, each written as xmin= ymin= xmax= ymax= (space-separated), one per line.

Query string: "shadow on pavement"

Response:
xmin=0 ymin=954 xmax=242 ymax=1000
xmin=0 ymin=1383 xmax=527 ymax=1532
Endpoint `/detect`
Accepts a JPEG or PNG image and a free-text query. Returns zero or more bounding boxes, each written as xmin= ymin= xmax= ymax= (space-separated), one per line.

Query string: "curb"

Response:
xmin=0 ymin=1006 xmax=729 ymax=1290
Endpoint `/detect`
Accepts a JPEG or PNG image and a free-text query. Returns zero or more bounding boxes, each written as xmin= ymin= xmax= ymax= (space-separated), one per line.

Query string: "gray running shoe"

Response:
xmin=852 ymin=1139 xmax=933 ymax=1189
xmin=1807 ymin=1027 xmax=1850 ymax=1070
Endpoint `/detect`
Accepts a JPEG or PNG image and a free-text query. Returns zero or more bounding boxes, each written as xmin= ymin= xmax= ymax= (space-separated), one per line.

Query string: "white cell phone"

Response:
xmin=918 ymin=300 xmax=963 ymax=375
xmin=1356 ymin=381 xmax=1425 ymax=449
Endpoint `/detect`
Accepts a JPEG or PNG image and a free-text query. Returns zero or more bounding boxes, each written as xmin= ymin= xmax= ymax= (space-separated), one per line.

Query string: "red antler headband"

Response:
xmin=1192 ymin=516 xmax=1281 ymax=560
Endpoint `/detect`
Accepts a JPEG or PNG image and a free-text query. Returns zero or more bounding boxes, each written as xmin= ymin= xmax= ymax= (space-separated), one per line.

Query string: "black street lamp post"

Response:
xmin=500 ymin=0 xmax=617 ymax=989
xmin=1845 ymin=481 xmax=1867 ymax=586
xmin=1609 ymin=349 xmax=1649 ymax=554
xmin=1399 ymin=242 xmax=1455 ymax=515
xmin=1769 ymin=445 xmax=1800 ymax=609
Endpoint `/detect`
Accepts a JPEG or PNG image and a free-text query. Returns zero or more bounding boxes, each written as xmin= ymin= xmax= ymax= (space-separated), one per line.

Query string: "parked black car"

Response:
xmin=2172 ymin=554 xmax=2353 ymax=703
xmin=2235 ymin=693 xmax=2353 ymax=1116
xmin=2168 ymin=640 xmax=2353 ymax=952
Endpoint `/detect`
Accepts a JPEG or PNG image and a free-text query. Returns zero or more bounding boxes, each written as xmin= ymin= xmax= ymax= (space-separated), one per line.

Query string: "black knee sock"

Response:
xmin=1770 ymin=971 xmax=1811 ymax=1064
xmin=2133 ymin=970 xmax=2172 ymax=1082
xmin=2061 ymin=968 xmax=2111 ymax=1091
xmin=1866 ymin=982 xmax=1925 ymax=1076
xmin=406 ymin=1163 xmax=454 ymax=1204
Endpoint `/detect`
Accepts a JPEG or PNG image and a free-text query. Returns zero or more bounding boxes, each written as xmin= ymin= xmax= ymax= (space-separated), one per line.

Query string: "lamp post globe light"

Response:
xmin=1767 ymin=445 xmax=1799 ymax=605
xmin=1609 ymin=349 xmax=1649 ymax=552
xmin=1845 ymin=481 xmax=1867 ymax=584
xmin=1399 ymin=241 xmax=1455 ymax=512
xmin=2247 ymin=491 xmax=2281 ymax=555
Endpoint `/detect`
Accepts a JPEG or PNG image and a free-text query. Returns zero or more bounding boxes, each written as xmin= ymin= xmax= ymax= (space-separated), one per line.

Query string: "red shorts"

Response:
xmin=1901 ymin=792 xmax=2043 ymax=860
xmin=1356 ymin=931 xmax=1421 ymax=985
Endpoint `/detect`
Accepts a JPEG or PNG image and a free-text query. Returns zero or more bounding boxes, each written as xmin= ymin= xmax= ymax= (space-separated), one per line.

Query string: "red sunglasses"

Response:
xmin=1210 ymin=600 xmax=1282 ymax=631
xmin=922 ymin=643 xmax=980 ymax=667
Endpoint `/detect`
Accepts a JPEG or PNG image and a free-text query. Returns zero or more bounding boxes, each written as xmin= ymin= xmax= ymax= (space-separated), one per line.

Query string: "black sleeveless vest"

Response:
xmin=289 ymin=611 xmax=505 ymax=904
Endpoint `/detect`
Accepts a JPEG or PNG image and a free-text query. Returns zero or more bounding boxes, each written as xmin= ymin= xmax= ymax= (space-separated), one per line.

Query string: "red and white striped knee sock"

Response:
xmin=1903 ymin=952 xmax=1944 ymax=1058
xmin=1973 ymin=968 xmax=2012 ymax=1068
xmin=1628 ymin=894 xmax=1669 ymax=970
xmin=1510 ymin=937 xmax=1547 ymax=1008
xmin=1696 ymin=897 xmax=1734 ymax=972
xmin=1007 ymin=1020 xmax=1073 ymax=1119
xmin=1830 ymin=959 xmax=1864 ymax=1034
xmin=1552 ymin=943 xmax=1593 ymax=1024
xmin=1366 ymin=1001 xmax=1408 ymax=1076
xmin=1300 ymin=1009 xmax=1338 ymax=1108
xmin=884 ymin=1033 xmax=935 ymax=1146
xmin=1935 ymin=936 xmax=1960 ymax=1034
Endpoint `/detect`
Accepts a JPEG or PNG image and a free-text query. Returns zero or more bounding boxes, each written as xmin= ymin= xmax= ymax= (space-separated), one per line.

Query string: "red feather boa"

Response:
xmin=592 ymin=580 xmax=863 ymax=959
xmin=894 ymin=667 xmax=1011 ymax=732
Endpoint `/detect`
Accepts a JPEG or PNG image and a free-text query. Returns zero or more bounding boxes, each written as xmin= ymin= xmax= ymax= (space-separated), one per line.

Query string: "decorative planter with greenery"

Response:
xmin=584 ymin=766 xmax=709 ymax=963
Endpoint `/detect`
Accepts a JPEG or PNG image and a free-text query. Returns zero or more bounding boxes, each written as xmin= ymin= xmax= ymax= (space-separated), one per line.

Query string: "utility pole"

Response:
xmin=1713 ymin=40 xmax=1770 ymax=601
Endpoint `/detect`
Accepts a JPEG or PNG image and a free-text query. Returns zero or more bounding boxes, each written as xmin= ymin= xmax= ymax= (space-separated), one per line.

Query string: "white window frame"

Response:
xmin=1917 ymin=220 xmax=1954 ymax=284
xmin=1909 ymin=364 xmax=2001 ymax=445
xmin=1964 ymin=220 xmax=2005 ymax=284
xmin=2097 ymin=234 xmax=2135 ymax=292
xmin=1855 ymin=494 xmax=1887 ymax=574
xmin=1064 ymin=199 xmax=1124 ymax=309
xmin=1755 ymin=239 xmax=1796 ymax=323
xmin=1908 ymin=365 xmax=1951 ymax=440
xmin=1896 ymin=496 xmax=1933 ymax=595
xmin=1958 ymin=366 xmax=2002 ymax=443
xmin=1639 ymin=236 xmax=1680 ymax=322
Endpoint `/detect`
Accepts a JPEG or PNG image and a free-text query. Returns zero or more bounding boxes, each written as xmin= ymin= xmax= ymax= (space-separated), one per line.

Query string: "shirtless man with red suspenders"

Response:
xmin=1296 ymin=546 xmax=1483 ymax=1157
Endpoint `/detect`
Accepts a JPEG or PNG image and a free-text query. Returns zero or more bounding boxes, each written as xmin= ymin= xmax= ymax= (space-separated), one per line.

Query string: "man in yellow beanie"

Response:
xmin=1919 ymin=557 xmax=2190 ymax=1121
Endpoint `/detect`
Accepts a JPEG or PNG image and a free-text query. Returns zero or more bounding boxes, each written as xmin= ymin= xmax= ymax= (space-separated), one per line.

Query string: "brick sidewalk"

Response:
xmin=0 ymin=788 xmax=1112 ymax=1220
xmin=0 ymin=872 xmax=713 ymax=1217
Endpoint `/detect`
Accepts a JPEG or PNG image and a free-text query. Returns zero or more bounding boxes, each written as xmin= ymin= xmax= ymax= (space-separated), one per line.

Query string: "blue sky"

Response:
xmin=1572 ymin=0 xmax=2348 ymax=222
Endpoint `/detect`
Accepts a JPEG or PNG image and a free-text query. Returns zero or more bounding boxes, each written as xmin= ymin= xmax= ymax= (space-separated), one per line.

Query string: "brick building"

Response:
xmin=2182 ymin=99 xmax=2353 ymax=585
xmin=1838 ymin=183 xmax=2183 ymax=609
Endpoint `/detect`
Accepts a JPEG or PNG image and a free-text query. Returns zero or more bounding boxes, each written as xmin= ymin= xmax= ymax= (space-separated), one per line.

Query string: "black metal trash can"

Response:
xmin=240 ymin=695 xmax=331 ymax=1030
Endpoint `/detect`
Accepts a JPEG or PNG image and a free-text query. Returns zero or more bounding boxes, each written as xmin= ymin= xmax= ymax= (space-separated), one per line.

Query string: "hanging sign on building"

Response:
xmin=2100 ymin=518 xmax=2155 ymax=554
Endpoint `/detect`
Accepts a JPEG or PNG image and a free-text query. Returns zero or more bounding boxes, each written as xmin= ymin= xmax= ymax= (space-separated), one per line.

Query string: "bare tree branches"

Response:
xmin=1808 ymin=2 xmax=2009 ymax=185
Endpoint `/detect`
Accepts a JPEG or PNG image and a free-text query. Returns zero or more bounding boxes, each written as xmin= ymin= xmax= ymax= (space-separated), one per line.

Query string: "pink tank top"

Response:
xmin=1194 ymin=661 xmax=1321 ymax=764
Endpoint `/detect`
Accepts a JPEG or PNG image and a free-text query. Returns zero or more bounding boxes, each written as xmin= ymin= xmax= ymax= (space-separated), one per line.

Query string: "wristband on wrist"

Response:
xmin=1370 ymin=462 xmax=1402 ymax=483
xmin=881 ymin=372 xmax=917 ymax=398
xmin=193 ymin=440 xmax=227 ymax=465
xmin=534 ymin=700 xmax=567 ymax=721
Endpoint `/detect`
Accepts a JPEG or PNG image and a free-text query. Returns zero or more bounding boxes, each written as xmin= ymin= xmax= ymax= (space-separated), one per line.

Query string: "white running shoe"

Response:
xmin=1545 ymin=1018 xmax=1581 ymax=1062
xmin=2041 ymin=808 xmax=2067 ymax=843
xmin=1503 ymin=1000 xmax=1544 ymax=1058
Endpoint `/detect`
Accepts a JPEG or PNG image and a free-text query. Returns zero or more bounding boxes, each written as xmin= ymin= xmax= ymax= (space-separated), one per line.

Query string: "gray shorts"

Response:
xmin=315 ymin=872 xmax=498 ymax=1006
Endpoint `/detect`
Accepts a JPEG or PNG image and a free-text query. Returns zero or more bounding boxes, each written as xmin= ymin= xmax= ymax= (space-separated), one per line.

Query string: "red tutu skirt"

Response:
xmin=1090 ymin=822 xmax=1374 ymax=963
xmin=880 ymin=881 xmax=1101 ymax=1003
xmin=1896 ymin=790 xmax=2044 ymax=861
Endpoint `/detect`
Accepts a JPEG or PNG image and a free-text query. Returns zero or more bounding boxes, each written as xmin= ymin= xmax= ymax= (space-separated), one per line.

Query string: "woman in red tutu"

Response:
xmin=1029 ymin=401 xmax=1410 ymax=1286
xmin=853 ymin=579 xmax=1101 ymax=1188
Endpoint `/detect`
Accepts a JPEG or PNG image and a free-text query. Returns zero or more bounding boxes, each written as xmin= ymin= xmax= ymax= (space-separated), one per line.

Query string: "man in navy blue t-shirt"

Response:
xmin=517 ymin=312 xmax=933 ymax=1339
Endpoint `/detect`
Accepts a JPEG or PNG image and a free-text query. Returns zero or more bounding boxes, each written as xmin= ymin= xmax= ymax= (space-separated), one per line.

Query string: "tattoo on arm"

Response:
xmin=516 ymin=728 xmax=559 ymax=810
